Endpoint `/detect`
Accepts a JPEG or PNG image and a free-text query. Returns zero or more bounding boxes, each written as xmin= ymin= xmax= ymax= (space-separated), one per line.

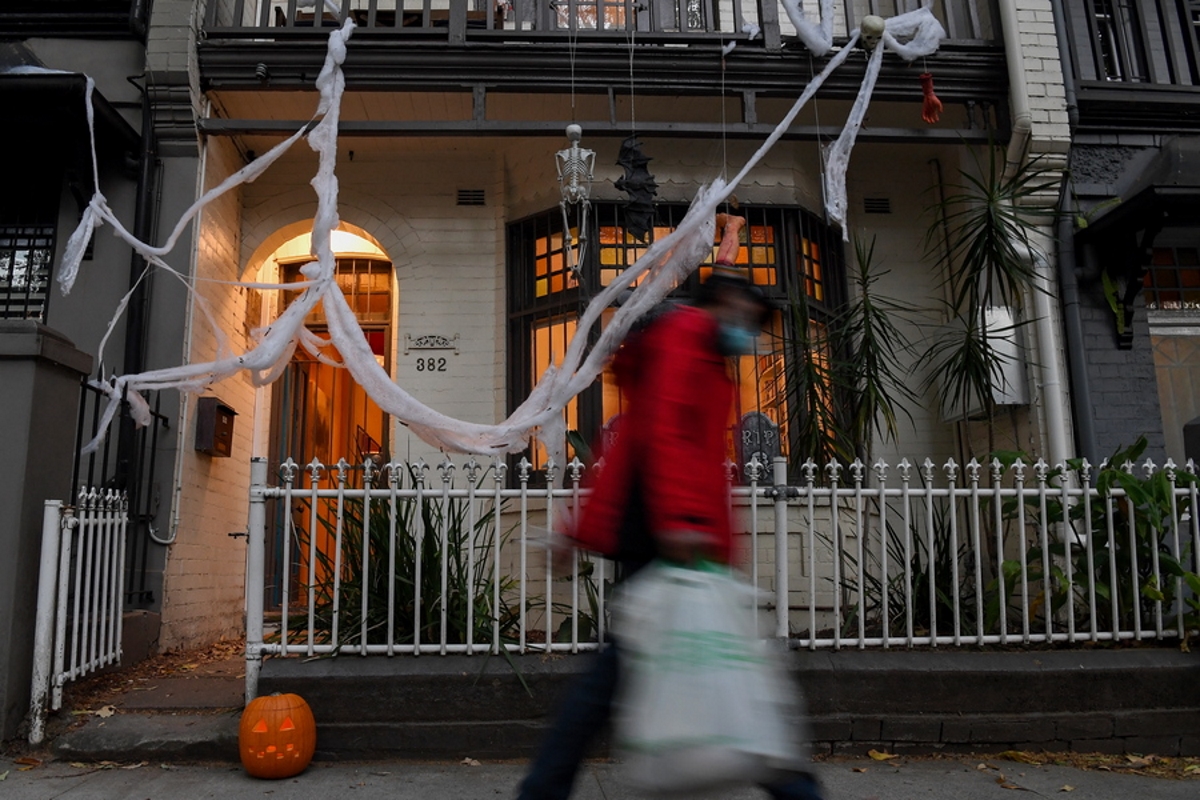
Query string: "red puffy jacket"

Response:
xmin=571 ymin=305 xmax=734 ymax=564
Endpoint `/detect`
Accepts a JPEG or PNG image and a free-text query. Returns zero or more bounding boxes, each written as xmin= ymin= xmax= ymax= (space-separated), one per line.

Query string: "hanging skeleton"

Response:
xmin=555 ymin=124 xmax=596 ymax=280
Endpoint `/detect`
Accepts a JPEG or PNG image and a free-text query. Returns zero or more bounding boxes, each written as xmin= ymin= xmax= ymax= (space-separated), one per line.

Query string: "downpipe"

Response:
xmin=998 ymin=0 xmax=1032 ymax=180
xmin=1025 ymin=243 xmax=1075 ymax=473
xmin=998 ymin=0 xmax=1073 ymax=471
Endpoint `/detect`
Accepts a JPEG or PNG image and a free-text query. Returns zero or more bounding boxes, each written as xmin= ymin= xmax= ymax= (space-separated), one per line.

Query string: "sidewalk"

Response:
xmin=2 ymin=753 xmax=1198 ymax=799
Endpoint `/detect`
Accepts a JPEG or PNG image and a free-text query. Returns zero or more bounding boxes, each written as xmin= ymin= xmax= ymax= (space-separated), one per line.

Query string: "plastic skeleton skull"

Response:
xmin=556 ymin=124 xmax=595 ymax=206
xmin=860 ymin=15 xmax=885 ymax=52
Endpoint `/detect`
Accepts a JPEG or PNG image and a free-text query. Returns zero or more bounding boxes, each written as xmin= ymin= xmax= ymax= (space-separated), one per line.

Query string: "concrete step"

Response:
xmin=49 ymin=647 xmax=1200 ymax=763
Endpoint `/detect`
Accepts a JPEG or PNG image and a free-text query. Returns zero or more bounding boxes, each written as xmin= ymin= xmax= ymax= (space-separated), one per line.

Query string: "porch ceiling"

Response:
xmin=205 ymin=87 xmax=1000 ymax=144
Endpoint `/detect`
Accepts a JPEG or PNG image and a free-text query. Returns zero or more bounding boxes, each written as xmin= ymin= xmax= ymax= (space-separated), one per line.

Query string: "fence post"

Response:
xmin=773 ymin=456 xmax=789 ymax=638
xmin=245 ymin=457 xmax=268 ymax=703
xmin=28 ymin=500 xmax=65 ymax=744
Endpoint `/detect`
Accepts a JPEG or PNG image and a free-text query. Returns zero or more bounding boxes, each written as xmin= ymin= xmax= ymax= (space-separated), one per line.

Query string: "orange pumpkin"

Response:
xmin=239 ymin=692 xmax=317 ymax=779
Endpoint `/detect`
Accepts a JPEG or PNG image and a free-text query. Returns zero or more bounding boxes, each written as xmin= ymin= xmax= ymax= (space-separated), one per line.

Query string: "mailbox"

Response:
xmin=195 ymin=397 xmax=237 ymax=457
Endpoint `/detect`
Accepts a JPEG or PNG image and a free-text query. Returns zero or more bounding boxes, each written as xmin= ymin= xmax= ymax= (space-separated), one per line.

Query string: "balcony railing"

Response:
xmin=204 ymin=0 xmax=998 ymax=47
xmin=1065 ymin=0 xmax=1200 ymax=87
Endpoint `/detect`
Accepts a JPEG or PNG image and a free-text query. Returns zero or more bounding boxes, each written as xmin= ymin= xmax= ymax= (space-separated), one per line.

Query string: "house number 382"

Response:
xmin=415 ymin=357 xmax=448 ymax=372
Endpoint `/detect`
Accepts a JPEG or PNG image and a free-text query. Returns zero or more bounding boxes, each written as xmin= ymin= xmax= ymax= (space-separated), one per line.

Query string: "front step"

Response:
xmin=259 ymin=647 xmax=1200 ymax=758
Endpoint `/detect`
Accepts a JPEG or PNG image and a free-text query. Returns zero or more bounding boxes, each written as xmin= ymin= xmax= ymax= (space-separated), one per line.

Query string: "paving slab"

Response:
xmin=1 ymin=754 xmax=1197 ymax=800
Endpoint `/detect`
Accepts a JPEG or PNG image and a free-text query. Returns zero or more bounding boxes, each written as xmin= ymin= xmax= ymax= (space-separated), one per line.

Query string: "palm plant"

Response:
xmin=782 ymin=235 xmax=917 ymax=474
xmin=285 ymin=467 xmax=521 ymax=651
xmin=920 ymin=145 xmax=1059 ymax=454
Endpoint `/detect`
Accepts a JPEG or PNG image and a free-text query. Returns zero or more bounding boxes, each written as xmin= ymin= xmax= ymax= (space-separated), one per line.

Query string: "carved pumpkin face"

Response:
xmin=239 ymin=693 xmax=316 ymax=779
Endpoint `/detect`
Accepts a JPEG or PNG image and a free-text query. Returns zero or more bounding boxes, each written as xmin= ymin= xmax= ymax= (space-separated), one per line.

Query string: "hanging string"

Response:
xmin=810 ymin=53 xmax=829 ymax=225
xmin=627 ymin=9 xmax=637 ymax=135
xmin=720 ymin=41 xmax=728 ymax=181
xmin=568 ymin=5 xmax=578 ymax=118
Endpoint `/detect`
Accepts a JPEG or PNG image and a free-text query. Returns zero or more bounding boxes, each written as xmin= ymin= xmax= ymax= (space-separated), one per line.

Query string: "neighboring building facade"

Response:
xmin=2 ymin=0 xmax=1077 ymax=716
xmin=1056 ymin=0 xmax=1200 ymax=466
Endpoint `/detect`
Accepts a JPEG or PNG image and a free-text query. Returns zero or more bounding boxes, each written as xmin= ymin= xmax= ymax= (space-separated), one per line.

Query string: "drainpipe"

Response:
xmin=1048 ymin=0 xmax=1099 ymax=467
xmin=1048 ymin=0 xmax=1079 ymax=131
xmin=1027 ymin=243 xmax=1074 ymax=471
xmin=998 ymin=0 xmax=1073 ymax=468
xmin=998 ymin=0 xmax=1032 ymax=181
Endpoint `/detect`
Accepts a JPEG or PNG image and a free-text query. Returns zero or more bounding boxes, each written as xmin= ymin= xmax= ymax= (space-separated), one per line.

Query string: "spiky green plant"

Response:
xmin=285 ymin=468 xmax=521 ymax=651
xmin=921 ymin=145 xmax=1059 ymax=442
xmin=782 ymin=235 xmax=917 ymax=474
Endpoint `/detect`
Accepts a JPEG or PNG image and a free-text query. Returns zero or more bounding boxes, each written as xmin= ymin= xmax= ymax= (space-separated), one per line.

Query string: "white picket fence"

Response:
xmin=28 ymin=489 xmax=128 ymax=744
xmin=243 ymin=454 xmax=1200 ymax=699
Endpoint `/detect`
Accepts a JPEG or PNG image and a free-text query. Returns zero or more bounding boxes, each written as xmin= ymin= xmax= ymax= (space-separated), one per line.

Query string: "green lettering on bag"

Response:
xmin=634 ymin=630 xmax=766 ymax=672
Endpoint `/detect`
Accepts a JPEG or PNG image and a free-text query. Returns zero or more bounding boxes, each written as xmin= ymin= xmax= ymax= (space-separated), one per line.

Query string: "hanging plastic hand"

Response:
xmin=920 ymin=73 xmax=943 ymax=124
xmin=714 ymin=212 xmax=746 ymax=266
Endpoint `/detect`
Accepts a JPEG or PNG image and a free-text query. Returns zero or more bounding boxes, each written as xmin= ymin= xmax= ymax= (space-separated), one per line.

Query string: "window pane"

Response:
xmin=0 ymin=225 xmax=55 ymax=322
xmin=530 ymin=315 xmax=579 ymax=469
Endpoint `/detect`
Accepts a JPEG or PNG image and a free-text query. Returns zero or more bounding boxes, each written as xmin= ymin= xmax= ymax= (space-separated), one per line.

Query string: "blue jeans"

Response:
xmin=516 ymin=643 xmax=824 ymax=800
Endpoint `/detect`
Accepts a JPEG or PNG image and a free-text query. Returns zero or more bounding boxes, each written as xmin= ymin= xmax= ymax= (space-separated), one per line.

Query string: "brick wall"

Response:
xmin=159 ymin=136 xmax=254 ymax=651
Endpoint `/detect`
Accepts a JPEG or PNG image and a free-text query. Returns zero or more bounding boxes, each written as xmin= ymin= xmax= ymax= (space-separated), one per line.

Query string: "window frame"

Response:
xmin=506 ymin=201 xmax=845 ymax=480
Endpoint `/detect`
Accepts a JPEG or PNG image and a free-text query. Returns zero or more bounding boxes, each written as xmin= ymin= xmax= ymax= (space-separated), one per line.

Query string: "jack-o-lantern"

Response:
xmin=239 ymin=692 xmax=316 ymax=779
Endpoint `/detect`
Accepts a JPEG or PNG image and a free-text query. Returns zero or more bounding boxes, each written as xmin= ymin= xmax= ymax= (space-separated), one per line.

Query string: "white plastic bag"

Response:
xmin=613 ymin=561 xmax=805 ymax=795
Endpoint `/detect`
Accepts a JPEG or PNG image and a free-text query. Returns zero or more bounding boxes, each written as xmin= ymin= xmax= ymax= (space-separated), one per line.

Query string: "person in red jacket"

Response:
xmin=516 ymin=271 xmax=824 ymax=800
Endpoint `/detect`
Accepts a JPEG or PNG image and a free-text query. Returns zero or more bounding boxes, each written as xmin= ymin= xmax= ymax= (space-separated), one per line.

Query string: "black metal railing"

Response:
xmin=203 ymin=0 xmax=997 ymax=45
xmin=0 ymin=0 xmax=149 ymax=38
xmin=1065 ymin=0 xmax=1200 ymax=87
xmin=73 ymin=380 xmax=170 ymax=608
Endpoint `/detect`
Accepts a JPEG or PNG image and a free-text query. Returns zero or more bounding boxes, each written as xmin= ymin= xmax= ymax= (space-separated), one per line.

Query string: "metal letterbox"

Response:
xmin=195 ymin=397 xmax=237 ymax=457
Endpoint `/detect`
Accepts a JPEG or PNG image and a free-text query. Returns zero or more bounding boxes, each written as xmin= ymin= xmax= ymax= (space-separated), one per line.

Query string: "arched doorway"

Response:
xmin=252 ymin=226 xmax=395 ymax=608
xmin=264 ymin=228 xmax=394 ymax=471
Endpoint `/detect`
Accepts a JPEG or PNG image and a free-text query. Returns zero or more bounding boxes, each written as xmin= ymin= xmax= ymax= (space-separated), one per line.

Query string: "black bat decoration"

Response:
xmin=614 ymin=136 xmax=658 ymax=242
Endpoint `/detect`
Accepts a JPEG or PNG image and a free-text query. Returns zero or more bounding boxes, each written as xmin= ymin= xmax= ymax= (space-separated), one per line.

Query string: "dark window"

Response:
xmin=1089 ymin=0 xmax=1147 ymax=82
xmin=0 ymin=225 xmax=56 ymax=322
xmin=1145 ymin=246 xmax=1200 ymax=310
xmin=507 ymin=202 xmax=844 ymax=476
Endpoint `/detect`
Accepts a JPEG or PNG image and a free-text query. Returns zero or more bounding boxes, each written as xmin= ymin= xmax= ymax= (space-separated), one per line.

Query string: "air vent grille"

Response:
xmin=457 ymin=189 xmax=486 ymax=206
xmin=863 ymin=197 xmax=892 ymax=214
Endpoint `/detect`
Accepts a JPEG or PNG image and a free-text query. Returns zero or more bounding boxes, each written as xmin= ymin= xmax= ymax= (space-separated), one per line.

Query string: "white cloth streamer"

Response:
xmin=58 ymin=6 xmax=943 ymax=458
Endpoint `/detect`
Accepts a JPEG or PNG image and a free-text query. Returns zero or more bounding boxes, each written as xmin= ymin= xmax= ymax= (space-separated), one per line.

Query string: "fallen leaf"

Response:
xmin=95 ymin=705 xmax=116 ymax=718
xmin=1001 ymin=750 xmax=1041 ymax=765
xmin=1060 ymin=786 xmax=1075 ymax=792
xmin=120 ymin=761 xmax=148 ymax=770
xmin=70 ymin=763 xmax=88 ymax=769
xmin=868 ymin=749 xmax=898 ymax=761
xmin=460 ymin=758 xmax=481 ymax=767
xmin=14 ymin=757 xmax=41 ymax=767
xmin=0 ymin=771 xmax=7 ymax=781
xmin=976 ymin=763 xmax=990 ymax=771
xmin=180 ymin=663 xmax=199 ymax=670
xmin=999 ymin=782 xmax=1022 ymax=790
xmin=1125 ymin=755 xmax=1154 ymax=768
xmin=852 ymin=767 xmax=868 ymax=773
xmin=1185 ymin=765 xmax=1200 ymax=774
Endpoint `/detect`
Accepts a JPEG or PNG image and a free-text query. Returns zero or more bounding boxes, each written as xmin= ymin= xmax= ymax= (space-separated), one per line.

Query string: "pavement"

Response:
xmin=2 ymin=753 xmax=1199 ymax=799
xmin=14 ymin=647 xmax=1198 ymax=798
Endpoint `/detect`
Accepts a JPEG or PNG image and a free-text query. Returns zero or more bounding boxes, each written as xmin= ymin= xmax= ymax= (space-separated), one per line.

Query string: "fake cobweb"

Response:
xmin=57 ymin=1 xmax=943 ymax=463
